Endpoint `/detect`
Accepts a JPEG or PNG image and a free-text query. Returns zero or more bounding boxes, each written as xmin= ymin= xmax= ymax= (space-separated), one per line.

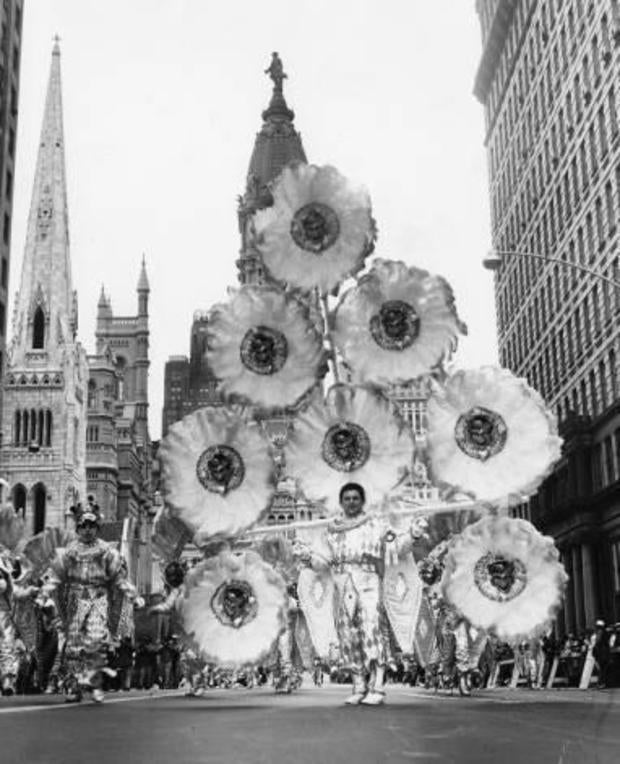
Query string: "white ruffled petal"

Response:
xmin=285 ymin=384 xmax=413 ymax=512
xmin=160 ymin=407 xmax=274 ymax=539
xmin=333 ymin=259 xmax=466 ymax=384
xmin=426 ymin=367 xmax=562 ymax=505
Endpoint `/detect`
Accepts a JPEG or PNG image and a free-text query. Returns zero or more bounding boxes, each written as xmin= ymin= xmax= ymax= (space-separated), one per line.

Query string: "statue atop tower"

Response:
xmin=264 ymin=52 xmax=287 ymax=93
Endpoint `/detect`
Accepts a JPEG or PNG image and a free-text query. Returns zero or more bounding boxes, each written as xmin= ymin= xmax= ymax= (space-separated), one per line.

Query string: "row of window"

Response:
xmin=591 ymin=427 xmax=620 ymax=492
xmin=502 ymin=269 xmax=617 ymax=388
xmin=522 ymin=344 xmax=617 ymax=423
xmin=489 ymin=3 xmax=618 ymax=191
xmin=492 ymin=84 xmax=619 ymax=239
xmin=497 ymin=164 xmax=620 ymax=337
xmin=13 ymin=408 xmax=53 ymax=447
xmin=86 ymin=425 xmax=99 ymax=443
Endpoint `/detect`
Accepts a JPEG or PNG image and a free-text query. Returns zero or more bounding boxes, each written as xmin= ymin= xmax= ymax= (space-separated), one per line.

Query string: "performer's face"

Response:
xmin=340 ymin=488 xmax=364 ymax=517
xmin=78 ymin=521 xmax=98 ymax=544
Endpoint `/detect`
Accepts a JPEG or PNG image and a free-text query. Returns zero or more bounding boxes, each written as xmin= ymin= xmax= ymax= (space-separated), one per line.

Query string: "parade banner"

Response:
xmin=382 ymin=552 xmax=423 ymax=653
xmin=412 ymin=593 xmax=437 ymax=667
xmin=296 ymin=567 xmax=338 ymax=659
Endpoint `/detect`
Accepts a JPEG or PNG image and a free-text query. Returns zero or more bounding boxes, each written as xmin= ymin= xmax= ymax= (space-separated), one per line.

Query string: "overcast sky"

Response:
xmin=10 ymin=0 xmax=497 ymax=439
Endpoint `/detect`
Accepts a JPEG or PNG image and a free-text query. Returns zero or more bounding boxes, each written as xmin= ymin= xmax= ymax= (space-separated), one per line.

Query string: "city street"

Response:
xmin=1 ymin=683 xmax=618 ymax=764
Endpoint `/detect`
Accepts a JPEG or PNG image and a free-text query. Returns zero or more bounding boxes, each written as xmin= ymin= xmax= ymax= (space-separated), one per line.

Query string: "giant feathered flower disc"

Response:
xmin=176 ymin=550 xmax=288 ymax=668
xmin=333 ymin=259 xmax=467 ymax=383
xmin=426 ymin=367 xmax=562 ymax=505
xmin=160 ymin=407 xmax=274 ymax=542
xmin=285 ymin=384 xmax=413 ymax=511
xmin=206 ymin=285 xmax=326 ymax=410
xmin=253 ymin=164 xmax=375 ymax=293
xmin=442 ymin=516 xmax=567 ymax=640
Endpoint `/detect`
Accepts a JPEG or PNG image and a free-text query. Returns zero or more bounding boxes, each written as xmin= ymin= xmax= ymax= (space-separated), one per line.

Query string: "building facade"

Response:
xmin=475 ymin=0 xmax=620 ymax=627
xmin=0 ymin=1 xmax=24 ymax=420
xmin=0 ymin=42 xmax=88 ymax=532
xmin=87 ymin=261 xmax=155 ymax=591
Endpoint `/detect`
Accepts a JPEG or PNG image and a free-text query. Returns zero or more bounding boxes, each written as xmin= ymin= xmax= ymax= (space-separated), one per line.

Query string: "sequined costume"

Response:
xmin=0 ymin=551 xmax=22 ymax=695
xmin=326 ymin=514 xmax=391 ymax=676
xmin=44 ymin=536 xmax=134 ymax=697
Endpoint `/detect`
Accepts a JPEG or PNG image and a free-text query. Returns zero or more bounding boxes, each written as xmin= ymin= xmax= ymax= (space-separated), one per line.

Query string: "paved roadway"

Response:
xmin=0 ymin=683 xmax=618 ymax=764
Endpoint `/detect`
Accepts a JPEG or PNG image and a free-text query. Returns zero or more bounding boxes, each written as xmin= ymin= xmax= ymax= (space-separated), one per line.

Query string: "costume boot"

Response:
xmin=361 ymin=664 xmax=386 ymax=705
xmin=344 ymin=670 xmax=368 ymax=705
xmin=458 ymin=670 xmax=471 ymax=697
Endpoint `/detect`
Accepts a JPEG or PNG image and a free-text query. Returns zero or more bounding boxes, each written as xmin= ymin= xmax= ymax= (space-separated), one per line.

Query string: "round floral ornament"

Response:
xmin=441 ymin=515 xmax=567 ymax=640
xmin=176 ymin=551 xmax=288 ymax=668
xmin=426 ymin=367 xmax=562 ymax=505
xmin=159 ymin=406 xmax=274 ymax=542
xmin=206 ymin=285 xmax=326 ymax=410
xmin=253 ymin=164 xmax=376 ymax=293
xmin=285 ymin=384 xmax=413 ymax=511
xmin=333 ymin=259 xmax=467 ymax=383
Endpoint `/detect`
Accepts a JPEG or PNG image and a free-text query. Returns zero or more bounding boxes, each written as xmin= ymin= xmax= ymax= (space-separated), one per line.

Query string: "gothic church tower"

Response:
xmin=1 ymin=42 xmax=87 ymax=531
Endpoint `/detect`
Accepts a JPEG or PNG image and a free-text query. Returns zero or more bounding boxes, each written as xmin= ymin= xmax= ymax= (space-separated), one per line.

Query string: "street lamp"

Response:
xmin=482 ymin=248 xmax=620 ymax=291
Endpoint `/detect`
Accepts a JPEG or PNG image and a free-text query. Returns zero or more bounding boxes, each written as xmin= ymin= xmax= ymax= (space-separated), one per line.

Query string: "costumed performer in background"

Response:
xmin=43 ymin=502 xmax=137 ymax=704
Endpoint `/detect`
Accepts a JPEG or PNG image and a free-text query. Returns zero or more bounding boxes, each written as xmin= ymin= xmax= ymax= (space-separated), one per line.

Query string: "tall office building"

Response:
xmin=0 ymin=1 xmax=23 ymax=426
xmin=475 ymin=0 xmax=620 ymax=626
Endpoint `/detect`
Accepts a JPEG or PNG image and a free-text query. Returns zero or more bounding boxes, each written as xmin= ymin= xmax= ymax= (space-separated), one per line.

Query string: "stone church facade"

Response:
xmin=0 ymin=42 xmax=88 ymax=532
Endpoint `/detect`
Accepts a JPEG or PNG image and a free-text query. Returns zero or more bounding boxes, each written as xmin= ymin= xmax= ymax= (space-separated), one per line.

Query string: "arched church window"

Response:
xmin=32 ymin=306 xmax=45 ymax=349
xmin=30 ymin=408 xmax=36 ymax=443
xmin=38 ymin=410 xmax=44 ymax=446
xmin=22 ymin=410 xmax=29 ymax=445
xmin=87 ymin=379 xmax=96 ymax=408
xmin=14 ymin=410 xmax=20 ymax=445
xmin=32 ymin=483 xmax=46 ymax=533
xmin=45 ymin=410 xmax=52 ymax=447
xmin=115 ymin=356 xmax=127 ymax=401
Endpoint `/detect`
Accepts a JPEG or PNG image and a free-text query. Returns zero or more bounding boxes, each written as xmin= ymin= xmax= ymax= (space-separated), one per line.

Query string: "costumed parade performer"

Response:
xmin=0 ymin=505 xmax=37 ymax=696
xmin=297 ymin=482 xmax=428 ymax=706
xmin=152 ymin=64 xmax=569 ymax=700
xmin=42 ymin=501 xmax=137 ymax=703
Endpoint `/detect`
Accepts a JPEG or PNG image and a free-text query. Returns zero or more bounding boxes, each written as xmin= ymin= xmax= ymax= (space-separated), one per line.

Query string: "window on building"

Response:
xmin=2 ymin=213 xmax=9 ymax=245
xmin=611 ymin=538 xmax=620 ymax=593
xmin=32 ymin=306 xmax=45 ymax=348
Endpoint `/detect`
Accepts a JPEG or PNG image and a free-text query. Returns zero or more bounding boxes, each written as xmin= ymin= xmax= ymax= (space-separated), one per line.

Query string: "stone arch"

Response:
xmin=12 ymin=483 xmax=26 ymax=514
xmin=31 ymin=482 xmax=47 ymax=533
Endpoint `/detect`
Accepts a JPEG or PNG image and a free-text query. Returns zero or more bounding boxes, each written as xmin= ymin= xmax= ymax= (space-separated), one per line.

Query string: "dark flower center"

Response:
xmin=211 ymin=580 xmax=258 ymax=628
xmin=290 ymin=202 xmax=340 ymax=254
xmin=321 ymin=421 xmax=371 ymax=472
xmin=240 ymin=325 xmax=288 ymax=375
xmin=454 ymin=406 xmax=508 ymax=461
xmin=196 ymin=445 xmax=245 ymax=494
xmin=473 ymin=553 xmax=527 ymax=602
xmin=370 ymin=300 xmax=420 ymax=350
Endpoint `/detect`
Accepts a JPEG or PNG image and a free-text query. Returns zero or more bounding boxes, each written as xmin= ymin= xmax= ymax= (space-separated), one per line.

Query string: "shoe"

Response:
xmin=360 ymin=691 xmax=385 ymax=706
xmin=64 ymin=693 xmax=81 ymax=703
xmin=344 ymin=691 xmax=367 ymax=705
xmin=92 ymin=689 xmax=105 ymax=704
xmin=458 ymin=673 xmax=471 ymax=697
xmin=1 ymin=677 xmax=15 ymax=696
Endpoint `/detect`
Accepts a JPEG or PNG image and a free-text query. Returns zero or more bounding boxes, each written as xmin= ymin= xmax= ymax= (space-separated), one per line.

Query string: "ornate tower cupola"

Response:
xmin=9 ymin=38 xmax=77 ymax=366
xmin=137 ymin=254 xmax=149 ymax=317
xmin=236 ymin=53 xmax=307 ymax=285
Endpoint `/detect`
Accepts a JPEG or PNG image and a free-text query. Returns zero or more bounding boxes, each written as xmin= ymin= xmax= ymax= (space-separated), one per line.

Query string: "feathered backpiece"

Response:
xmin=0 ymin=504 xmax=25 ymax=552
xmin=255 ymin=534 xmax=298 ymax=582
xmin=22 ymin=526 xmax=75 ymax=579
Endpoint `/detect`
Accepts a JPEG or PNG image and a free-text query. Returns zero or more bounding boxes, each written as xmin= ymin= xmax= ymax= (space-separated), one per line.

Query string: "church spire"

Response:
xmin=10 ymin=40 xmax=76 ymax=364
